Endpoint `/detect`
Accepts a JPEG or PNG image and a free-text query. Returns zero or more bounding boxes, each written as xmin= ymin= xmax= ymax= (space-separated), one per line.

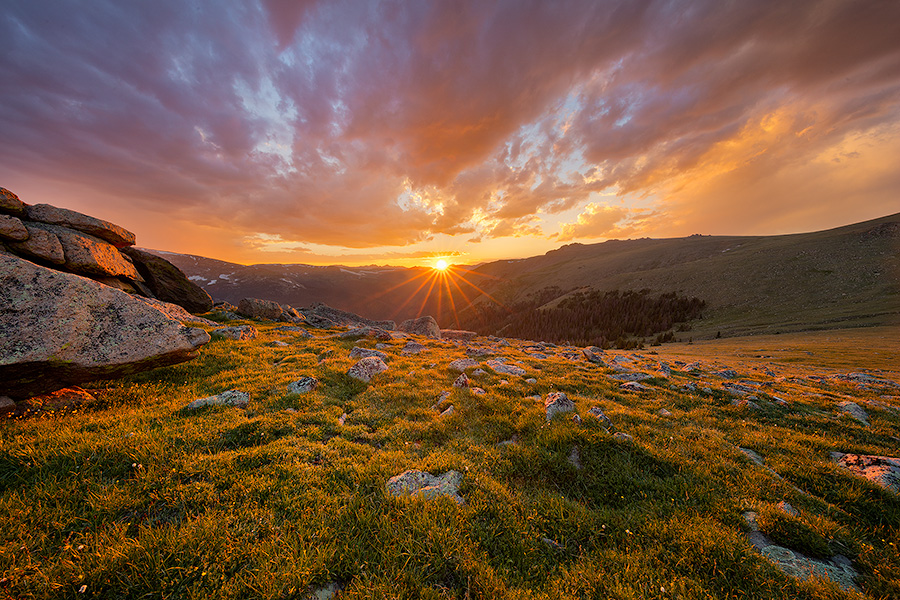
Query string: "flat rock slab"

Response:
xmin=26 ymin=203 xmax=135 ymax=247
xmin=0 ymin=253 xmax=209 ymax=399
xmin=386 ymin=469 xmax=464 ymax=504
xmin=486 ymin=359 xmax=526 ymax=376
xmin=184 ymin=390 xmax=249 ymax=410
xmin=288 ymin=377 xmax=319 ymax=394
xmin=30 ymin=222 xmax=141 ymax=280
xmin=449 ymin=358 xmax=478 ymax=372
xmin=832 ymin=452 xmax=900 ymax=494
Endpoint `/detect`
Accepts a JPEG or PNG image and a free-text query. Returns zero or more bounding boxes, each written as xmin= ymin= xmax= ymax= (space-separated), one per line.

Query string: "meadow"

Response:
xmin=1 ymin=320 xmax=898 ymax=599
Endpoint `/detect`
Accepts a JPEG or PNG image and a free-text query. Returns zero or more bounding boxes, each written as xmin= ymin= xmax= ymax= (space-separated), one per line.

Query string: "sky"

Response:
xmin=2 ymin=0 xmax=899 ymax=267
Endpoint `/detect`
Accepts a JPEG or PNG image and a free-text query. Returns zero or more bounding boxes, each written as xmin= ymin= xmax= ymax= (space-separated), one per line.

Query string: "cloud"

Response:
xmin=1 ymin=0 xmax=898 ymax=263
xmin=558 ymin=204 xmax=629 ymax=241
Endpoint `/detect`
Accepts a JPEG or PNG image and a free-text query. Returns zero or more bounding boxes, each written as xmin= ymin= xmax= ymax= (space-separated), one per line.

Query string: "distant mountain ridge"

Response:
xmin=154 ymin=211 xmax=900 ymax=339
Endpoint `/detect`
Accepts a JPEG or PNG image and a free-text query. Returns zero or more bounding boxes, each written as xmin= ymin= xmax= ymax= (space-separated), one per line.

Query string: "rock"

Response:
xmin=398 ymin=315 xmax=441 ymax=339
xmin=401 ymin=341 xmax=425 ymax=355
xmin=299 ymin=303 xmax=394 ymax=330
xmin=288 ymin=377 xmax=319 ymax=394
xmin=237 ymin=297 xmax=283 ymax=321
xmin=831 ymin=452 xmax=900 ymax=494
xmin=837 ymin=401 xmax=869 ymax=425
xmin=271 ymin=340 xmax=289 ymax=347
xmin=349 ymin=346 xmax=388 ymax=361
xmin=465 ymin=346 xmax=492 ymax=357
xmin=571 ymin=413 xmax=583 ymax=425
xmin=275 ymin=325 xmax=312 ymax=337
xmin=279 ymin=304 xmax=305 ymax=323
xmin=440 ymin=405 xmax=455 ymax=417
xmin=348 ymin=356 xmax=388 ymax=382
xmin=28 ymin=222 xmax=142 ymax=280
xmin=120 ymin=247 xmax=213 ymax=313
xmin=732 ymin=398 xmax=761 ymax=410
xmin=440 ymin=329 xmax=477 ymax=343
xmin=485 ymin=359 xmax=526 ymax=376
xmin=211 ymin=325 xmax=258 ymax=340
xmin=0 ymin=188 xmax=26 ymax=215
xmin=739 ymin=447 xmax=765 ymax=466
xmin=433 ymin=390 xmax=451 ymax=409
xmin=716 ymin=369 xmax=738 ymax=379
xmin=609 ymin=372 xmax=653 ymax=382
xmin=582 ymin=346 xmax=605 ymax=364
xmin=544 ymin=391 xmax=574 ymax=421
xmin=449 ymin=358 xmax=478 ymax=372
xmin=133 ymin=297 xmax=218 ymax=326
xmin=613 ymin=432 xmax=633 ymax=442
xmin=0 ymin=215 xmax=28 ymax=241
xmin=0 ymin=395 xmax=15 ymax=415
xmin=386 ymin=469 xmax=464 ymax=504
xmin=184 ymin=389 xmax=249 ymax=410
xmin=453 ymin=373 xmax=469 ymax=388
xmin=339 ymin=326 xmax=393 ymax=340
xmin=777 ymin=501 xmax=799 ymax=517
xmin=0 ymin=253 xmax=209 ymax=399
xmin=8 ymin=224 xmax=65 ymax=264
xmin=658 ymin=408 xmax=673 ymax=417
xmin=25 ymin=203 xmax=136 ymax=247
xmin=619 ymin=381 xmax=650 ymax=392
xmin=568 ymin=446 xmax=582 ymax=469
xmin=588 ymin=406 xmax=612 ymax=429
xmin=472 ymin=368 xmax=488 ymax=378
xmin=338 ymin=413 xmax=348 ymax=426
xmin=471 ymin=387 xmax=486 ymax=395
xmin=525 ymin=377 xmax=537 ymax=384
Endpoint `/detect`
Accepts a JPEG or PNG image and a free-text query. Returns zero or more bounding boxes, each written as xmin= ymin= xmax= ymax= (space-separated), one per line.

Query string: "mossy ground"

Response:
xmin=1 ymin=322 xmax=898 ymax=599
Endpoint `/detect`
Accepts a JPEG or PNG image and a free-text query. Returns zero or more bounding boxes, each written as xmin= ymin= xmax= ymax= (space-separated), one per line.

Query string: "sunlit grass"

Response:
xmin=1 ymin=322 xmax=898 ymax=598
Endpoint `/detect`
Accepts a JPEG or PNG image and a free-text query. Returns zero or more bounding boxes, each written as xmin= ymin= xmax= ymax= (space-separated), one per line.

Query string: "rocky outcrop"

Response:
xmin=398 ymin=315 xmax=441 ymax=339
xmin=544 ymin=391 xmax=574 ymax=421
xmin=0 ymin=188 xmax=210 ymax=315
xmin=0 ymin=253 xmax=210 ymax=399
xmin=831 ymin=452 xmax=900 ymax=494
xmin=237 ymin=297 xmax=284 ymax=321
xmin=121 ymin=247 xmax=213 ymax=313
xmin=299 ymin=303 xmax=395 ymax=330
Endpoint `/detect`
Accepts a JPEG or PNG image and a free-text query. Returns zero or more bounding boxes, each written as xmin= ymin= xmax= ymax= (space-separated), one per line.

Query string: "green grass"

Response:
xmin=1 ymin=321 xmax=898 ymax=598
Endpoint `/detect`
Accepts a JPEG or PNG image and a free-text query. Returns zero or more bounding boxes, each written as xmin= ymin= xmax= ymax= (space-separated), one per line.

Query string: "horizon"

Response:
xmin=2 ymin=1 xmax=899 ymax=268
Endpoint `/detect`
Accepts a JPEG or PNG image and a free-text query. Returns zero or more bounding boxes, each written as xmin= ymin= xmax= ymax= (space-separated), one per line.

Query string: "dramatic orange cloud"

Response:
xmin=1 ymin=0 xmax=898 ymax=266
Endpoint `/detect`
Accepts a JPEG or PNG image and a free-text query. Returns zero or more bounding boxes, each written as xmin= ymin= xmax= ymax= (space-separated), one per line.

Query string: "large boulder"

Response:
xmin=237 ymin=297 xmax=283 ymax=321
xmin=25 ymin=203 xmax=136 ymax=247
xmin=0 ymin=253 xmax=210 ymax=399
xmin=0 ymin=214 xmax=29 ymax=241
xmin=8 ymin=224 xmax=65 ymax=264
xmin=121 ymin=247 xmax=213 ymax=313
xmin=398 ymin=315 xmax=441 ymax=339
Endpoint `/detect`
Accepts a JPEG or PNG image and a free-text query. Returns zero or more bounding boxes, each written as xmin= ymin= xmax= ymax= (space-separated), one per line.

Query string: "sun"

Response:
xmin=434 ymin=259 xmax=449 ymax=271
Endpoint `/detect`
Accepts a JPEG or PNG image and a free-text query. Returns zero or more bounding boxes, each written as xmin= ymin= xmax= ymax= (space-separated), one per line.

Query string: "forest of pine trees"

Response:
xmin=462 ymin=287 xmax=706 ymax=349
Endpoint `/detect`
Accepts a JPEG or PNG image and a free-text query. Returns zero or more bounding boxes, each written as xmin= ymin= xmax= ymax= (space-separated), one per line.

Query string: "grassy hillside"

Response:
xmin=459 ymin=213 xmax=900 ymax=339
xmin=2 ymin=316 xmax=898 ymax=599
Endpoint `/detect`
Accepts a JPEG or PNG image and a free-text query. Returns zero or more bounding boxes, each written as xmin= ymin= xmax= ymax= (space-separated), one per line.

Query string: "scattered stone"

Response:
xmin=619 ymin=381 xmax=650 ymax=392
xmin=0 ymin=254 xmax=209 ymax=399
xmin=777 ymin=501 xmax=799 ymax=517
xmin=299 ymin=303 xmax=394 ymax=330
xmin=350 ymin=346 xmax=388 ymax=361
xmin=398 ymin=315 xmax=441 ymax=339
xmin=770 ymin=395 xmax=788 ymax=407
xmin=486 ymin=359 xmax=526 ymax=376
xmin=348 ymin=356 xmax=388 ymax=383
xmin=544 ymin=391 xmax=574 ymax=421
xmin=571 ymin=413 xmax=583 ymax=425
xmin=471 ymin=387 xmax=486 ymax=395
xmin=613 ymin=432 xmax=633 ymax=442
xmin=288 ymin=377 xmax=319 ymax=394
xmin=541 ymin=537 xmax=565 ymax=551
xmin=472 ymin=368 xmax=487 ymax=378
xmin=338 ymin=413 xmax=348 ymax=426
xmin=732 ymin=398 xmax=761 ymax=410
xmin=0 ymin=214 xmax=28 ymax=241
xmin=271 ymin=340 xmax=289 ymax=347
xmin=440 ymin=329 xmax=477 ymax=342
xmin=609 ymin=372 xmax=653 ymax=382
xmin=434 ymin=390 xmax=451 ymax=410
xmin=837 ymin=401 xmax=869 ymax=425
xmin=120 ymin=248 xmax=213 ymax=313
xmin=658 ymin=408 xmax=673 ymax=417
xmin=497 ymin=434 xmax=519 ymax=448
xmin=401 ymin=341 xmax=426 ymax=355
xmin=449 ymin=358 xmax=478 ymax=372
xmin=716 ymin=369 xmax=738 ymax=379
xmin=831 ymin=452 xmax=900 ymax=494
xmin=525 ymin=378 xmax=537 ymax=384
xmin=211 ymin=325 xmax=258 ymax=341
xmin=0 ymin=396 xmax=15 ymax=415
xmin=657 ymin=362 xmax=672 ymax=377
xmin=588 ymin=406 xmax=612 ymax=429
xmin=339 ymin=326 xmax=392 ymax=340
xmin=279 ymin=304 xmax=305 ymax=324
xmin=582 ymin=346 xmax=605 ymax=364
xmin=453 ymin=373 xmax=469 ymax=388
xmin=386 ymin=470 xmax=464 ymax=504
xmin=465 ymin=346 xmax=492 ymax=357
xmin=26 ymin=203 xmax=135 ymax=247
xmin=682 ymin=361 xmax=702 ymax=372
xmin=440 ymin=405 xmax=455 ymax=417
xmin=184 ymin=390 xmax=249 ymax=410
